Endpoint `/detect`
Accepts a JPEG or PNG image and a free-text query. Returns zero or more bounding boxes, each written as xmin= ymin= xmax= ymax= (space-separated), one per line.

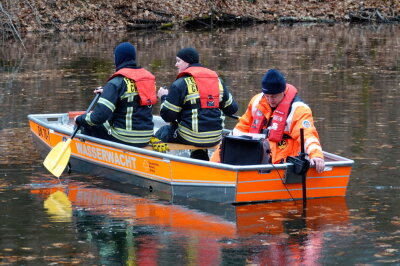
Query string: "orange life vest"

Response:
xmin=108 ymin=68 xmax=157 ymax=106
xmin=177 ymin=66 xmax=220 ymax=108
xmin=249 ymin=84 xmax=298 ymax=142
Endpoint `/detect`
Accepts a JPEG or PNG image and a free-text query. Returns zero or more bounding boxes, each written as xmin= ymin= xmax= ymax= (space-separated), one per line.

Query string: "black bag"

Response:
xmin=221 ymin=135 xmax=271 ymax=165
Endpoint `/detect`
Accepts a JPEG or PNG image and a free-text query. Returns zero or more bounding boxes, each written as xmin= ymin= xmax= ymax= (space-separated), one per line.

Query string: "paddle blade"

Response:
xmin=43 ymin=139 xmax=72 ymax=177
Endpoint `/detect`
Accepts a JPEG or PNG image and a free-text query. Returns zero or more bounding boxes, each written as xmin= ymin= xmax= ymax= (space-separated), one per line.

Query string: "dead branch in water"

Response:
xmin=349 ymin=8 xmax=400 ymax=23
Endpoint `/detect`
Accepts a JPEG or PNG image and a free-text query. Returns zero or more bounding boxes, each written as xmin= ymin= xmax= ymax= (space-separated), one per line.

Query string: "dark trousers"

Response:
xmin=154 ymin=124 xmax=180 ymax=143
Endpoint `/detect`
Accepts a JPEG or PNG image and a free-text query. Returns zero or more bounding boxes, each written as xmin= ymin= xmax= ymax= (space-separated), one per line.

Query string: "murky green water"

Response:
xmin=1 ymin=24 xmax=399 ymax=265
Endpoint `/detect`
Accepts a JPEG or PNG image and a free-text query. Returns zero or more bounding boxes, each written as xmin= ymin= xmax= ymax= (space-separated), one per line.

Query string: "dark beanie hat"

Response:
xmin=114 ymin=42 xmax=136 ymax=67
xmin=261 ymin=69 xmax=286 ymax=94
xmin=176 ymin=47 xmax=199 ymax=64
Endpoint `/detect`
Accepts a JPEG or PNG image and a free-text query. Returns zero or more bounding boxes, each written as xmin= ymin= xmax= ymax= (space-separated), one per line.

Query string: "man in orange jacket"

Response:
xmin=211 ymin=69 xmax=325 ymax=173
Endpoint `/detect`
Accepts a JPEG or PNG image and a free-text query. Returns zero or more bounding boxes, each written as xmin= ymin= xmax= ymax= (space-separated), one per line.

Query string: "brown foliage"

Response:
xmin=0 ymin=0 xmax=397 ymax=34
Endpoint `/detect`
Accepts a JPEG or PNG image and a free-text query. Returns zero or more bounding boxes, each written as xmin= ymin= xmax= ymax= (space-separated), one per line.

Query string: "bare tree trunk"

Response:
xmin=0 ymin=2 xmax=25 ymax=49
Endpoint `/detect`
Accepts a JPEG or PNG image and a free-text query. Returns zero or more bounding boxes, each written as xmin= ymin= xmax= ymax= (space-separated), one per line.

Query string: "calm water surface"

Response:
xmin=1 ymin=24 xmax=399 ymax=265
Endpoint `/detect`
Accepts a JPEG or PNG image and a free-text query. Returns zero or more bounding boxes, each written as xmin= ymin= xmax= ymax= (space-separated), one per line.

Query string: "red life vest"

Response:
xmin=108 ymin=68 xmax=157 ymax=106
xmin=249 ymin=84 xmax=298 ymax=142
xmin=177 ymin=66 xmax=220 ymax=108
xmin=249 ymin=106 xmax=267 ymax=134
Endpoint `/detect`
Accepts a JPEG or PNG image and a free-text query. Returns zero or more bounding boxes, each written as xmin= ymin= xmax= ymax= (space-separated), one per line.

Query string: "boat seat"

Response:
xmin=144 ymin=143 xmax=218 ymax=151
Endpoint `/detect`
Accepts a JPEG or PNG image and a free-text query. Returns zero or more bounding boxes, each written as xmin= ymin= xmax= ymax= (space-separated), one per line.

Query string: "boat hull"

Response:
xmin=31 ymin=132 xmax=237 ymax=203
xmin=28 ymin=113 xmax=354 ymax=204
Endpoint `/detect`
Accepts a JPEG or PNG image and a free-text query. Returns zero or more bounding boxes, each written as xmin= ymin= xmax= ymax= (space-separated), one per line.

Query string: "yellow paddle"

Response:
xmin=43 ymin=93 xmax=101 ymax=177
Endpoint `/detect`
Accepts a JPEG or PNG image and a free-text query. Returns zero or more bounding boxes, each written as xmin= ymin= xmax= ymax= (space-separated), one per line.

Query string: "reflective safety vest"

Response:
xmin=108 ymin=68 xmax=157 ymax=106
xmin=249 ymin=84 xmax=298 ymax=142
xmin=177 ymin=66 xmax=220 ymax=108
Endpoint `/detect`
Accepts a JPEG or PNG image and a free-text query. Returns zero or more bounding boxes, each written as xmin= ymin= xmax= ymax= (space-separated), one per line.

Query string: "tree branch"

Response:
xmin=0 ymin=2 xmax=25 ymax=49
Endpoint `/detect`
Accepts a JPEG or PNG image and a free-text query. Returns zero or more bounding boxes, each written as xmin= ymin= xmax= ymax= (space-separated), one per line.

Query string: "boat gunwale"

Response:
xmin=28 ymin=113 xmax=355 ymax=172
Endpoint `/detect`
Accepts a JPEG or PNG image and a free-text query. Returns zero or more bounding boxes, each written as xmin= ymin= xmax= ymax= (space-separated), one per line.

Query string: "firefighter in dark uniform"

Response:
xmin=75 ymin=42 xmax=156 ymax=148
xmin=155 ymin=47 xmax=238 ymax=159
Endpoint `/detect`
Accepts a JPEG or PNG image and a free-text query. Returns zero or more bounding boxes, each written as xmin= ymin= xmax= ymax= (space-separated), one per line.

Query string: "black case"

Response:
xmin=221 ymin=135 xmax=264 ymax=165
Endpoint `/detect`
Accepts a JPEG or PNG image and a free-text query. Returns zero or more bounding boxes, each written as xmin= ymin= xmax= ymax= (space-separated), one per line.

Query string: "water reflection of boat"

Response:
xmin=31 ymin=180 xmax=348 ymax=238
xmin=31 ymin=180 xmax=350 ymax=265
xmin=31 ymin=181 xmax=237 ymax=238
xmin=28 ymin=113 xmax=354 ymax=204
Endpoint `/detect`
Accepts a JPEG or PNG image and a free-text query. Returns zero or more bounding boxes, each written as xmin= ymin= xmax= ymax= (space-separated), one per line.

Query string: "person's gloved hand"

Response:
xmin=310 ymin=157 xmax=325 ymax=173
xmin=74 ymin=115 xmax=82 ymax=126
xmin=150 ymin=136 xmax=169 ymax=153
xmin=157 ymin=86 xmax=169 ymax=99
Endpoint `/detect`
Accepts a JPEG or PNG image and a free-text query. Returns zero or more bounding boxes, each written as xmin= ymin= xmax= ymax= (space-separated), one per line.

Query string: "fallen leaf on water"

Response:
xmin=51 ymin=243 xmax=67 ymax=248
xmin=334 ymin=251 xmax=345 ymax=256
xmin=391 ymin=221 xmax=400 ymax=226
xmin=376 ymin=259 xmax=400 ymax=263
xmin=377 ymin=236 xmax=400 ymax=241
xmin=269 ymin=212 xmax=282 ymax=217
xmin=273 ymin=217 xmax=289 ymax=221
xmin=376 ymin=243 xmax=392 ymax=248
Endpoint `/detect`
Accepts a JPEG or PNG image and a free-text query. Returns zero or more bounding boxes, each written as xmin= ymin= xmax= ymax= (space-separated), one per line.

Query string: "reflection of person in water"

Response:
xmin=239 ymin=198 xmax=349 ymax=265
xmin=244 ymin=230 xmax=324 ymax=265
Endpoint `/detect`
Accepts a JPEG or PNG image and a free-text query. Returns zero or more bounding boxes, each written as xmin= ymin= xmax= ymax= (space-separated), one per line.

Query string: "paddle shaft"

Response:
xmin=228 ymin=114 xmax=240 ymax=120
xmin=70 ymin=93 xmax=101 ymax=139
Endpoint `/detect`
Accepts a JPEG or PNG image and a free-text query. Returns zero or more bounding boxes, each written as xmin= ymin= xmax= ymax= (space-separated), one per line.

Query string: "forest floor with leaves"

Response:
xmin=1 ymin=0 xmax=399 ymax=36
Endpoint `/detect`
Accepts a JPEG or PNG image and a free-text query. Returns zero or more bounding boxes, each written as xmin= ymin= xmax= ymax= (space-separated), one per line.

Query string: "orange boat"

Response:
xmin=28 ymin=113 xmax=354 ymax=204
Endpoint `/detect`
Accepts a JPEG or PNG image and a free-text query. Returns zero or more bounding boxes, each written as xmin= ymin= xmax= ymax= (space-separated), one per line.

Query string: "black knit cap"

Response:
xmin=176 ymin=47 xmax=199 ymax=64
xmin=261 ymin=69 xmax=287 ymax=94
xmin=114 ymin=42 xmax=136 ymax=69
